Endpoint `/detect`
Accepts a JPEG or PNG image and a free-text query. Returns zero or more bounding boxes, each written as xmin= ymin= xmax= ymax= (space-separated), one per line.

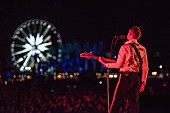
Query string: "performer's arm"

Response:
xmin=98 ymin=46 xmax=125 ymax=68
xmin=139 ymin=50 xmax=149 ymax=92
xmin=141 ymin=53 xmax=149 ymax=85
xmin=100 ymin=57 xmax=116 ymax=63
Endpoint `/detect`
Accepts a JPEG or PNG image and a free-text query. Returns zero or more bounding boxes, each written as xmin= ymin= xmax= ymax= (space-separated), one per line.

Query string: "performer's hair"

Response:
xmin=130 ymin=26 xmax=142 ymax=39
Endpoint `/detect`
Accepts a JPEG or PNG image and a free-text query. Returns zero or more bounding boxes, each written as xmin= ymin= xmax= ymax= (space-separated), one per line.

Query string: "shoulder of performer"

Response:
xmin=119 ymin=44 xmax=130 ymax=53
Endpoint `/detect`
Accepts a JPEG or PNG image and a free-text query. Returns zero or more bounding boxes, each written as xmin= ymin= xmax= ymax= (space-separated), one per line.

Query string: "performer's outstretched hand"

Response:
xmin=139 ymin=82 xmax=146 ymax=92
xmin=98 ymin=57 xmax=107 ymax=68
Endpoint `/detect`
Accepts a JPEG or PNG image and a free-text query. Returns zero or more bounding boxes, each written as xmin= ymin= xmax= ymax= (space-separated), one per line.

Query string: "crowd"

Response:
xmin=0 ymin=77 xmax=108 ymax=113
xmin=0 ymin=76 xmax=169 ymax=113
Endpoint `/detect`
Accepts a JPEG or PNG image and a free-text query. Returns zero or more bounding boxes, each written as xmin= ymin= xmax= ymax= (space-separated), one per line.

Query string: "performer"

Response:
xmin=98 ymin=26 xmax=149 ymax=113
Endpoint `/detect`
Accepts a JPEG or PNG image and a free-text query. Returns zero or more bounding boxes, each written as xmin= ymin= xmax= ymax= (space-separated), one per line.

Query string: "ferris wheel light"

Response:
xmin=43 ymin=22 xmax=47 ymax=26
xmin=22 ymin=44 xmax=32 ymax=49
xmin=11 ymin=19 xmax=63 ymax=75
xmin=16 ymin=58 xmax=23 ymax=63
xmin=11 ymin=43 xmax=14 ymax=47
xmin=25 ymin=66 xmax=31 ymax=71
xmin=57 ymin=39 xmax=62 ymax=43
xmin=26 ymin=35 xmax=35 ymax=45
xmin=23 ymin=25 xmax=26 ymax=28
xmin=47 ymin=25 xmax=51 ymax=28
xmin=38 ymin=45 xmax=49 ymax=51
xmin=27 ymin=23 xmax=30 ymax=26
xmin=44 ymin=35 xmax=51 ymax=42
xmin=36 ymin=37 xmax=43 ymax=45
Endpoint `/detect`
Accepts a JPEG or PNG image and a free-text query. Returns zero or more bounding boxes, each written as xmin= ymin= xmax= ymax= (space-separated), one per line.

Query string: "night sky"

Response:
xmin=0 ymin=0 xmax=170 ymax=62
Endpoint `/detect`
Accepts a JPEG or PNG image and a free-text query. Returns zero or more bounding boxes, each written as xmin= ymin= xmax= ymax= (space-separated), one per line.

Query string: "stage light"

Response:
xmin=109 ymin=74 xmax=114 ymax=78
xmin=5 ymin=81 xmax=7 ymax=85
xmin=113 ymin=74 xmax=118 ymax=78
xmin=99 ymin=81 xmax=102 ymax=84
xmin=159 ymin=65 xmax=162 ymax=69
xmin=166 ymin=73 xmax=169 ymax=77
xmin=151 ymin=71 xmax=157 ymax=76
xmin=26 ymin=75 xmax=32 ymax=80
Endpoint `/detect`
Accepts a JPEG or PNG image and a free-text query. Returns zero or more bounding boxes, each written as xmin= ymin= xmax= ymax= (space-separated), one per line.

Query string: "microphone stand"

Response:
xmin=107 ymin=36 xmax=119 ymax=113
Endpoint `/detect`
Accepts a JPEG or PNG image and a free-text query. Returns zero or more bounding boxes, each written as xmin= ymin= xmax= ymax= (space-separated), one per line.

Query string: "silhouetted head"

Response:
xmin=127 ymin=26 xmax=142 ymax=40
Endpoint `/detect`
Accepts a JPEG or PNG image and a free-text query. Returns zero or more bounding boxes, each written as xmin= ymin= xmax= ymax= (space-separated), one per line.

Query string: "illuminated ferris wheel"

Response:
xmin=10 ymin=19 xmax=62 ymax=75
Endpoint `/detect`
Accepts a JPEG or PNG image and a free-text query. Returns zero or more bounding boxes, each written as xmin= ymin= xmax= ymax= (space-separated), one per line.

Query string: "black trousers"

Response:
xmin=111 ymin=73 xmax=140 ymax=113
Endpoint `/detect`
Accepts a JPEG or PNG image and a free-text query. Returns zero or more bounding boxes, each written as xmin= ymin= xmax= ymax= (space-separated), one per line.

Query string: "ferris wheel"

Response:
xmin=10 ymin=19 xmax=62 ymax=75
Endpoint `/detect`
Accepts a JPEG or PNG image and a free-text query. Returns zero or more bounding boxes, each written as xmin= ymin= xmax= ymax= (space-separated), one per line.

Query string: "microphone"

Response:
xmin=114 ymin=35 xmax=125 ymax=39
